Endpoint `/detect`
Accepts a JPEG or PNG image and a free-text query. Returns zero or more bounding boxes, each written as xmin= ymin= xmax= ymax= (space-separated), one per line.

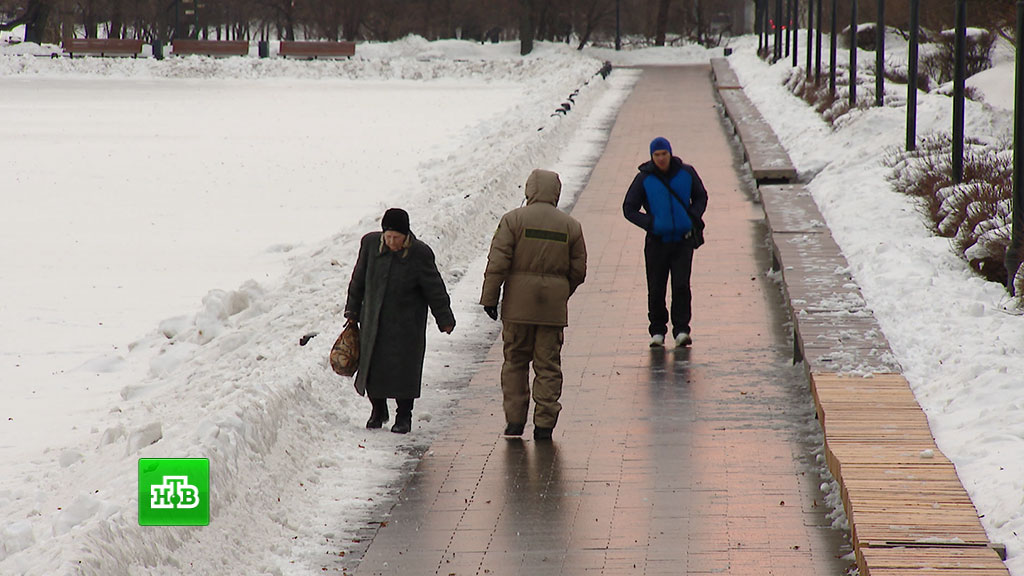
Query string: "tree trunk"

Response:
xmin=26 ymin=0 xmax=51 ymax=43
xmin=343 ymin=0 xmax=365 ymax=41
xmin=519 ymin=0 xmax=534 ymax=55
xmin=654 ymin=0 xmax=671 ymax=46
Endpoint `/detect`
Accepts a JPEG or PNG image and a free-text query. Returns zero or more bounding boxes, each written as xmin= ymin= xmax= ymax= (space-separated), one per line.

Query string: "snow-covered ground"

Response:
xmin=1 ymin=29 xmax=1022 ymax=575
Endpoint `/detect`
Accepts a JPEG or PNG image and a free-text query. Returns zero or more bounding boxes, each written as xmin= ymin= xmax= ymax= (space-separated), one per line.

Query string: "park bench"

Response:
xmin=62 ymin=38 xmax=143 ymax=58
xmin=278 ymin=40 xmax=355 ymax=59
xmin=172 ymin=39 xmax=249 ymax=57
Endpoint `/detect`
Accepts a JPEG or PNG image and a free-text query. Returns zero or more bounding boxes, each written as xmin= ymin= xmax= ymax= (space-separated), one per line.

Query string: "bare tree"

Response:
xmin=654 ymin=0 xmax=670 ymax=45
xmin=575 ymin=0 xmax=614 ymax=50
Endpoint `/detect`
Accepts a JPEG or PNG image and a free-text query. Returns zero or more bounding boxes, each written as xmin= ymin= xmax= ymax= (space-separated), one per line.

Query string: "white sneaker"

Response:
xmin=674 ymin=332 xmax=693 ymax=347
xmin=649 ymin=334 xmax=665 ymax=347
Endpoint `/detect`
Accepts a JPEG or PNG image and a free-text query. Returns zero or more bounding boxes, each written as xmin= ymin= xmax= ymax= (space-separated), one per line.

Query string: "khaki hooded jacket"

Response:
xmin=480 ymin=169 xmax=587 ymax=327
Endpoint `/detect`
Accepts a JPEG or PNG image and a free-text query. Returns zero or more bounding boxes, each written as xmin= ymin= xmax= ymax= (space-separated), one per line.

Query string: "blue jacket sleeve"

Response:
xmin=622 ymin=173 xmax=652 ymax=232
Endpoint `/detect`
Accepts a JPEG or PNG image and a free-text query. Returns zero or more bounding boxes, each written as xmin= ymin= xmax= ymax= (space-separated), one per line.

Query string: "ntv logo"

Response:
xmin=139 ymin=459 xmax=210 ymax=526
xmin=150 ymin=476 xmax=200 ymax=509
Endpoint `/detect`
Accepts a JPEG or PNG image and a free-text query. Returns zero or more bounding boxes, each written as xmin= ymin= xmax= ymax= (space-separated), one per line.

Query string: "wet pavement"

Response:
xmin=349 ymin=65 xmax=850 ymax=575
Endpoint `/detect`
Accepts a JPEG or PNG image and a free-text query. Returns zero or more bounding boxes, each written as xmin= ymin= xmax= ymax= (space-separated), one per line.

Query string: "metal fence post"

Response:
xmin=875 ymin=0 xmax=884 ymax=107
xmin=785 ymin=0 xmax=791 ymax=59
xmin=806 ymin=0 xmax=814 ymax=78
xmin=1006 ymin=0 xmax=1024 ymax=292
xmin=952 ymin=0 xmax=967 ymax=184
xmin=816 ymin=0 xmax=823 ymax=84
xmin=907 ymin=0 xmax=920 ymax=151
xmin=830 ymin=0 xmax=837 ymax=97
xmin=791 ymin=0 xmax=798 ymax=65
xmin=775 ymin=0 xmax=783 ymax=61
xmin=850 ymin=0 xmax=858 ymax=107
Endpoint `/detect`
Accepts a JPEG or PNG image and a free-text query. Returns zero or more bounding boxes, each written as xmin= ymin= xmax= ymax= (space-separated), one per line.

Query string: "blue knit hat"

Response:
xmin=649 ymin=136 xmax=672 ymax=156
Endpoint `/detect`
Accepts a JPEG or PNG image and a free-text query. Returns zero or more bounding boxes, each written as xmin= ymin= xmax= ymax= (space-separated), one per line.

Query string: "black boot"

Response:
xmin=391 ymin=399 xmax=414 ymax=434
xmin=533 ymin=426 xmax=553 ymax=441
xmin=503 ymin=422 xmax=525 ymax=436
xmin=366 ymin=398 xmax=389 ymax=429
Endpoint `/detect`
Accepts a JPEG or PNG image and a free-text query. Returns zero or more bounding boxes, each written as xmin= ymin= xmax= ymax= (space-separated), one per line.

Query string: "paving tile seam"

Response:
xmin=712 ymin=58 xmax=1010 ymax=575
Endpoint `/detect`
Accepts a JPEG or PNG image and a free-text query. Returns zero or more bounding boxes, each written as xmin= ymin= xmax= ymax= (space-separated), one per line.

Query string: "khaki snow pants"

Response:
xmin=500 ymin=322 xmax=564 ymax=429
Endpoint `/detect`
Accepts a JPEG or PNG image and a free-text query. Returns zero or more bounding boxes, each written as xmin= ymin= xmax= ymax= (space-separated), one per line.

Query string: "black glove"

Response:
xmin=483 ymin=306 xmax=498 ymax=321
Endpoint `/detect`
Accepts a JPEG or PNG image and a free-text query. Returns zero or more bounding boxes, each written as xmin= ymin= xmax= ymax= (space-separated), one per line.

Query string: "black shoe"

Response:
xmin=503 ymin=423 xmax=525 ymax=436
xmin=533 ymin=427 xmax=553 ymax=441
xmin=391 ymin=414 xmax=412 ymax=434
xmin=366 ymin=409 xmax=389 ymax=429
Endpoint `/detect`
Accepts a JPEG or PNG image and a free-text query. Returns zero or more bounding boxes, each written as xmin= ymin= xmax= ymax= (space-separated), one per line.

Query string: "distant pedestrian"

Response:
xmin=623 ymin=136 xmax=708 ymax=348
xmin=345 ymin=208 xmax=456 ymax=434
xmin=480 ymin=169 xmax=587 ymax=441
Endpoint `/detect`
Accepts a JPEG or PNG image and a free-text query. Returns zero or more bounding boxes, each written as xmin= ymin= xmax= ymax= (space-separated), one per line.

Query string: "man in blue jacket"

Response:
xmin=623 ymin=136 xmax=708 ymax=348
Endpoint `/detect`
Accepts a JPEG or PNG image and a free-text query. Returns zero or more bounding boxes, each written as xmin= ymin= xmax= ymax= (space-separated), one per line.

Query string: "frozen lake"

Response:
xmin=0 ymin=76 xmax=523 ymax=450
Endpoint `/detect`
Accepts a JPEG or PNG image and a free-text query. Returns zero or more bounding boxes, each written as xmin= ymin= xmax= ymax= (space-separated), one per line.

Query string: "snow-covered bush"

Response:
xmin=884 ymin=134 xmax=1012 ymax=285
xmin=919 ymin=27 xmax=995 ymax=86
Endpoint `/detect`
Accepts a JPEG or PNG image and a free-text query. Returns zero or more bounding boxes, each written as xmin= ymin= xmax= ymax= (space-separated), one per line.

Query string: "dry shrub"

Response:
xmin=919 ymin=28 xmax=996 ymax=85
xmin=885 ymin=134 xmax=1013 ymax=285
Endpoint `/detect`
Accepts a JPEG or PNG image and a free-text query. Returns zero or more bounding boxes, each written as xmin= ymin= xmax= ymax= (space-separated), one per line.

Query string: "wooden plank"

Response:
xmin=279 ymin=40 xmax=355 ymax=58
xmin=858 ymin=545 xmax=1009 ymax=576
xmin=172 ymin=39 xmax=249 ymax=57
xmin=62 ymin=38 xmax=143 ymax=58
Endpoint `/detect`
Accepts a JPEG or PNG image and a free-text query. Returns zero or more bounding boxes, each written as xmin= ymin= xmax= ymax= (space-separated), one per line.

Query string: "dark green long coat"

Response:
xmin=344 ymin=231 xmax=456 ymax=398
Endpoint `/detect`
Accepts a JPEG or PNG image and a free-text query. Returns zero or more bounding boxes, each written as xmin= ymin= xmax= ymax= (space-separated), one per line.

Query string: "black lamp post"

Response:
xmin=952 ymin=0 xmax=967 ymax=184
xmin=907 ymin=0 xmax=919 ymax=151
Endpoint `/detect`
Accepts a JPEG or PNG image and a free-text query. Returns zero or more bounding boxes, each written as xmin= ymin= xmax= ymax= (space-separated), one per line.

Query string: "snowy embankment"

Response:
xmin=0 ymin=39 xmax=644 ymax=575
xmin=727 ymin=36 xmax=1024 ymax=574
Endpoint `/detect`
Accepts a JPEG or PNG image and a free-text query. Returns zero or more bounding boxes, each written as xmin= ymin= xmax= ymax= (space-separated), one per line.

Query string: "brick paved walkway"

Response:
xmin=350 ymin=65 xmax=848 ymax=576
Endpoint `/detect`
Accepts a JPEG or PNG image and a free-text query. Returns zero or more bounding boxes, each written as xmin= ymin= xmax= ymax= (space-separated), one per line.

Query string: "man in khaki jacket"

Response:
xmin=480 ymin=169 xmax=587 ymax=440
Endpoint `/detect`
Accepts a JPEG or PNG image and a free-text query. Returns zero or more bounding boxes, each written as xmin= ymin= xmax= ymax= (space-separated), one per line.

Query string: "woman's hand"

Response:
xmin=440 ymin=325 xmax=455 ymax=334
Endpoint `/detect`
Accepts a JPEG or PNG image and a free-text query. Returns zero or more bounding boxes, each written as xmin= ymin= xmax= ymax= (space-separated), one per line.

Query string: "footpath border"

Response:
xmin=711 ymin=57 xmax=1009 ymax=576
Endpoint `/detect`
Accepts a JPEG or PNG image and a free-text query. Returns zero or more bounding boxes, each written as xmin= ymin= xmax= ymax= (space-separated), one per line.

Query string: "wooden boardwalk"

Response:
xmin=713 ymin=58 xmax=1010 ymax=576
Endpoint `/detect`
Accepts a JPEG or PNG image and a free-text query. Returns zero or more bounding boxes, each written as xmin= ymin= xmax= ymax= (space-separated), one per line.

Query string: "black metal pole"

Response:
xmin=1006 ymin=0 xmax=1024 ymax=291
xmin=775 ymin=0 xmax=783 ymax=61
xmin=907 ymin=0 xmax=920 ymax=151
xmin=830 ymin=0 xmax=837 ymax=98
xmin=615 ymin=0 xmax=621 ymax=50
xmin=786 ymin=0 xmax=792 ymax=60
xmin=806 ymin=0 xmax=814 ymax=77
xmin=791 ymin=0 xmax=798 ymax=66
xmin=816 ymin=0 xmax=823 ymax=84
xmin=875 ymin=0 xmax=884 ymax=107
xmin=850 ymin=0 xmax=858 ymax=107
xmin=952 ymin=0 xmax=967 ymax=184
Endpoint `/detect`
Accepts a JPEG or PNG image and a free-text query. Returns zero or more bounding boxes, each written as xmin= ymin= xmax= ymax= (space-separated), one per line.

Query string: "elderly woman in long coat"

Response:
xmin=344 ymin=208 xmax=455 ymax=434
